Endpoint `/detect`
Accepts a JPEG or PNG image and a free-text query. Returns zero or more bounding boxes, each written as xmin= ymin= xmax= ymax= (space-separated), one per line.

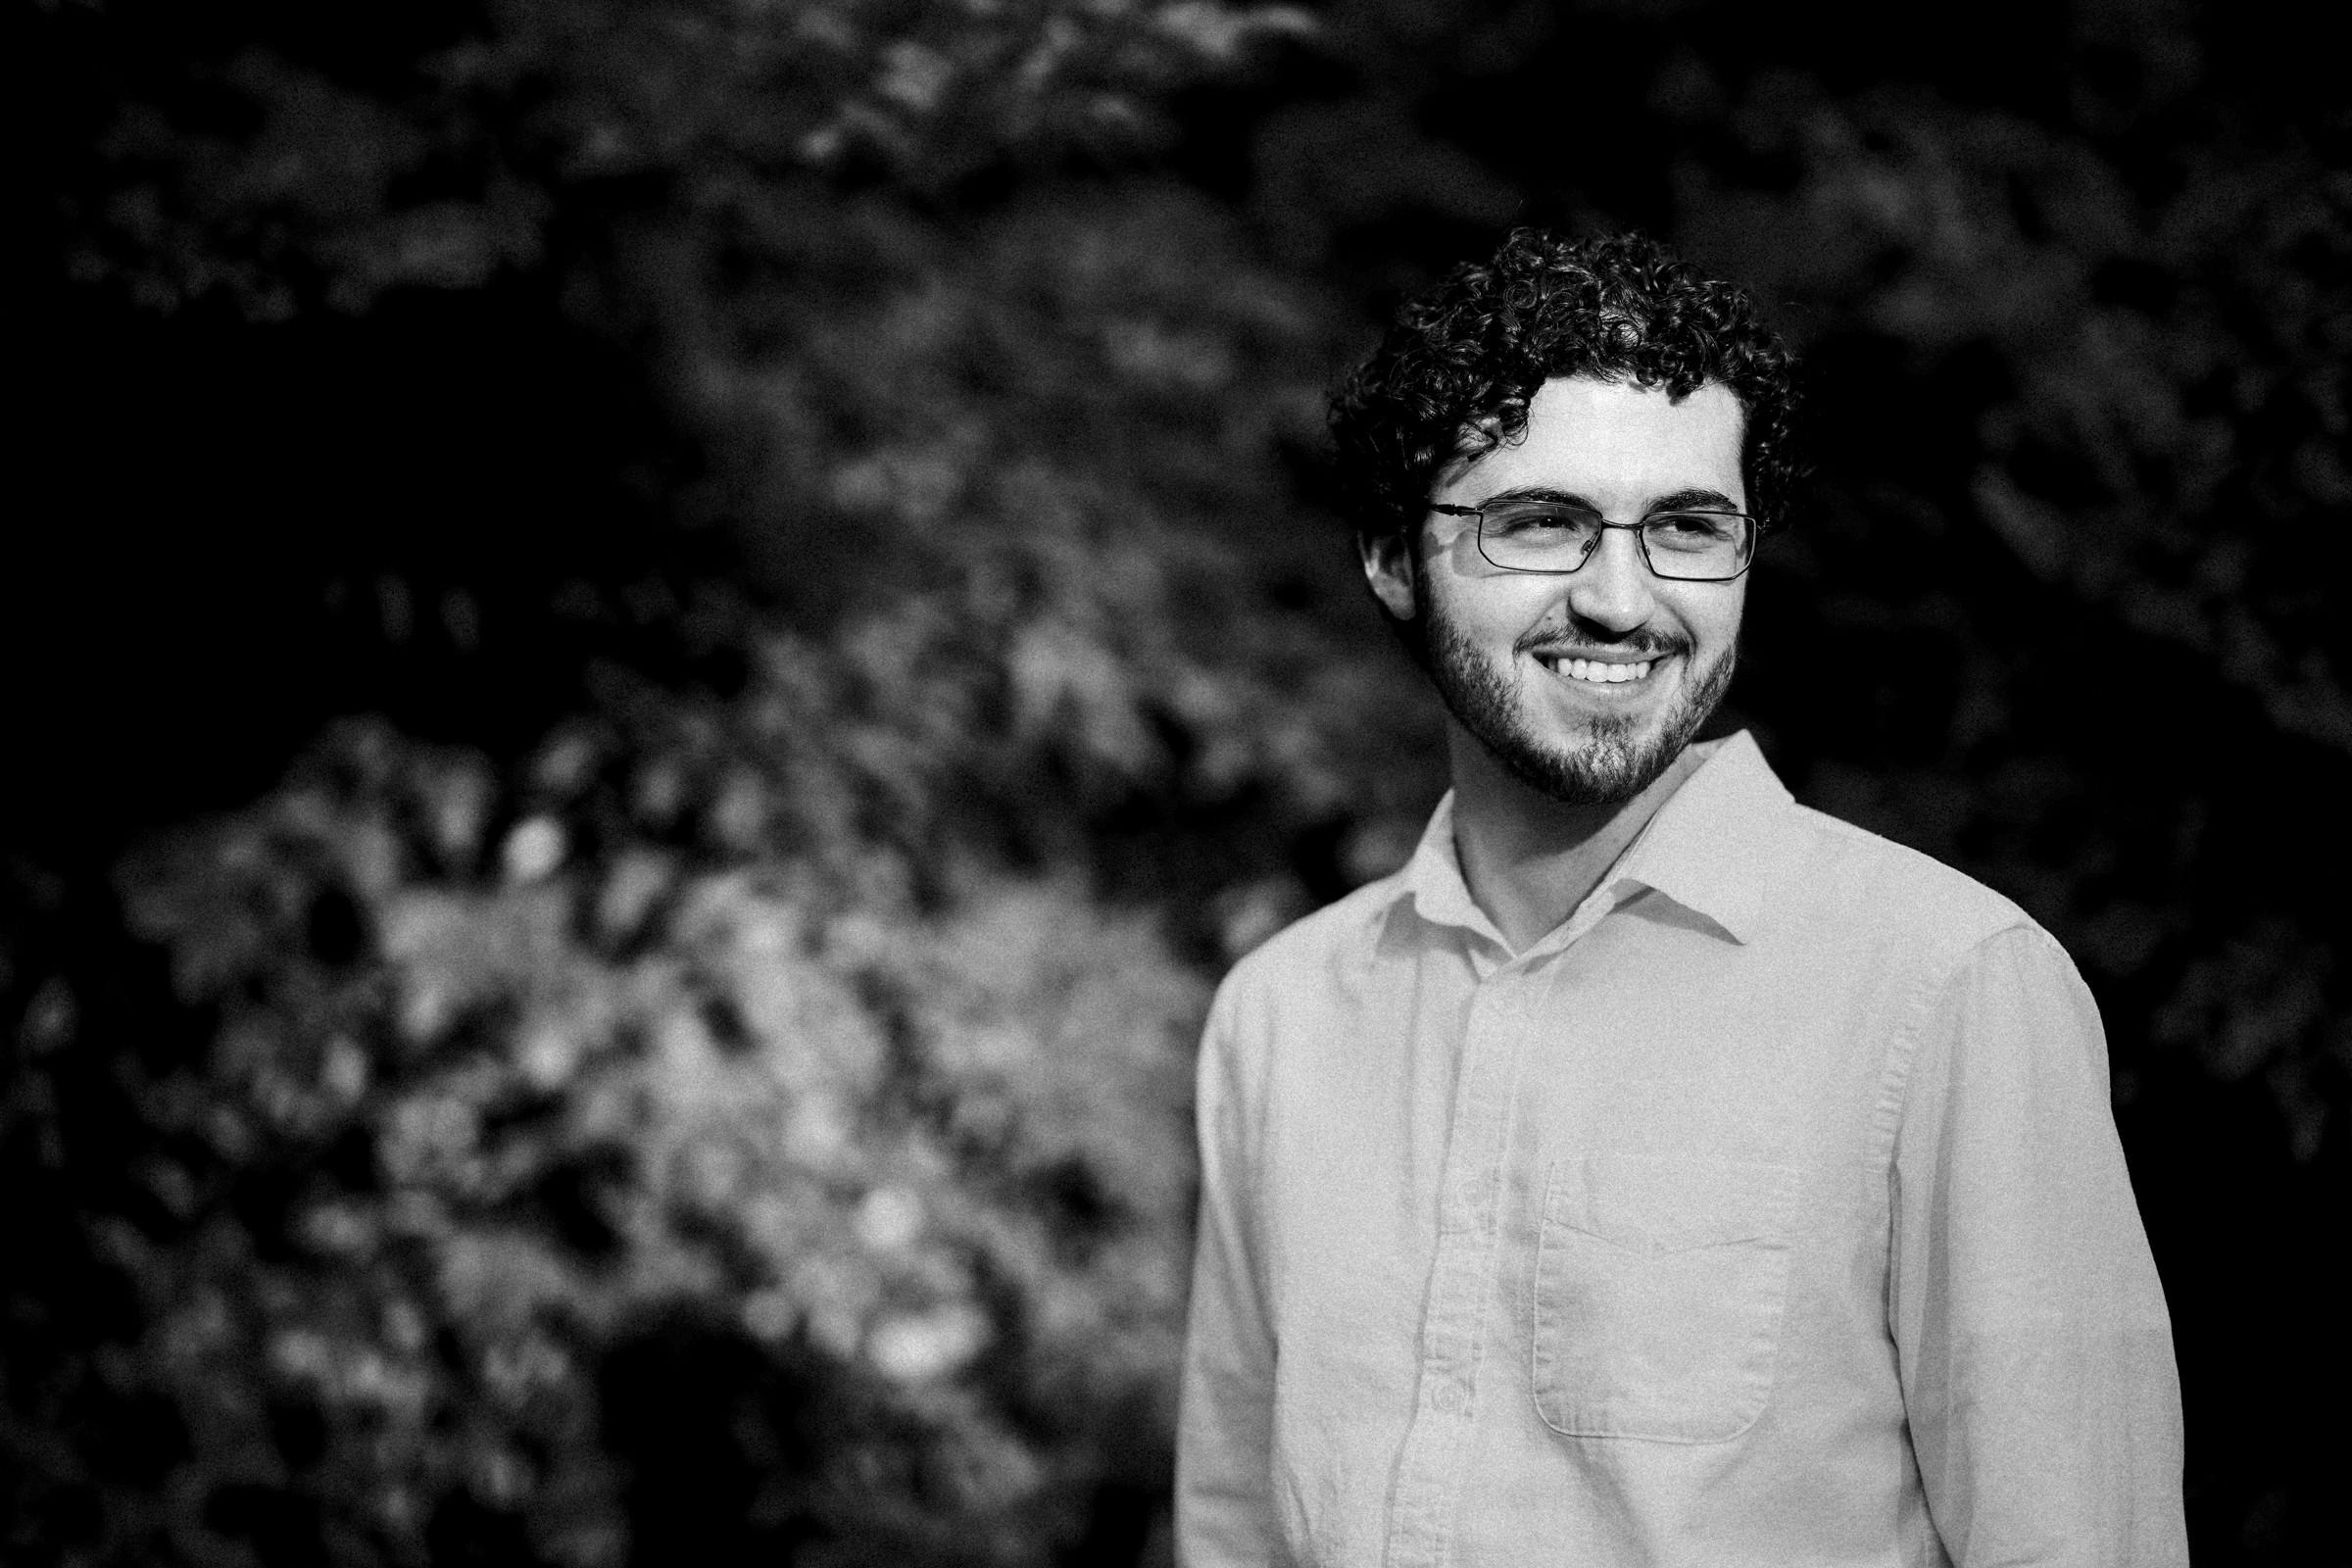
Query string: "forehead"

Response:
xmin=1440 ymin=374 xmax=1746 ymax=509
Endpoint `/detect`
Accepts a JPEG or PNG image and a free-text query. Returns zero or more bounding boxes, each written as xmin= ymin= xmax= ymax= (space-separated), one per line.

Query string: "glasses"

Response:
xmin=1430 ymin=500 xmax=1758 ymax=582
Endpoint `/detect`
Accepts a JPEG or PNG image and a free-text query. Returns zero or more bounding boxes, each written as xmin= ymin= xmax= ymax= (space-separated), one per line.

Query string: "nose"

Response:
xmin=1561 ymin=524 xmax=1658 ymax=636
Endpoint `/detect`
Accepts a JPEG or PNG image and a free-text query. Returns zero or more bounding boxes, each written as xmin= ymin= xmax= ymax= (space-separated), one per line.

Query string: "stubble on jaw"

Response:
xmin=1424 ymin=606 xmax=1739 ymax=808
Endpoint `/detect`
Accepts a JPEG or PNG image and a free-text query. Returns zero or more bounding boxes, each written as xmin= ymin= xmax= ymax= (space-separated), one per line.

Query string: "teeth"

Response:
xmin=1550 ymin=658 xmax=1655 ymax=684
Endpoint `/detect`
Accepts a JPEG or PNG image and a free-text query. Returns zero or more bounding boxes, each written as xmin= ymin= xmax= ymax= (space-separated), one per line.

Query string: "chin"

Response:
xmin=1499 ymin=717 xmax=1681 ymax=807
xmin=1430 ymin=623 xmax=1739 ymax=810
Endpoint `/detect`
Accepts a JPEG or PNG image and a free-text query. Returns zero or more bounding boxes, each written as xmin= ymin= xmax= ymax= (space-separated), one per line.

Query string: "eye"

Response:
xmin=1488 ymin=503 xmax=1597 ymax=536
xmin=1646 ymin=511 xmax=1741 ymax=546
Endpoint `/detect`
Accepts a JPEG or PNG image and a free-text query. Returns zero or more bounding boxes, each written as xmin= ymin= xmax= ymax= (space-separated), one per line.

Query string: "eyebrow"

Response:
xmin=1471 ymin=484 xmax=1745 ymax=514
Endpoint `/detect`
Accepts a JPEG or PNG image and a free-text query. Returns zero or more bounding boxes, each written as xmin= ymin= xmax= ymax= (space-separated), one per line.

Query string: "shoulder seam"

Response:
xmin=1228 ymin=876 xmax=1400 ymax=970
xmin=1868 ymin=916 xmax=2049 ymax=1166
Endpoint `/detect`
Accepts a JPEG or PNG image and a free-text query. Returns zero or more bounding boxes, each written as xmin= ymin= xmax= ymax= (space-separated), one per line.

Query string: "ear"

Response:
xmin=1358 ymin=528 xmax=1419 ymax=621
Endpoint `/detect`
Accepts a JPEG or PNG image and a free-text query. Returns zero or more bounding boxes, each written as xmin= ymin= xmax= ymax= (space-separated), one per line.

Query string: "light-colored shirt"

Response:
xmin=1176 ymin=732 xmax=2185 ymax=1568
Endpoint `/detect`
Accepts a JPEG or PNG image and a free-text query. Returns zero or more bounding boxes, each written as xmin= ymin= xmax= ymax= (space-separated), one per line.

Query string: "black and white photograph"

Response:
xmin=8 ymin=0 xmax=2345 ymax=1563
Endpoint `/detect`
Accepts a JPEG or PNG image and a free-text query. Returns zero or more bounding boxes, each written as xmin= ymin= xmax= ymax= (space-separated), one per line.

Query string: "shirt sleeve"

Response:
xmin=1890 ymin=921 xmax=2188 ymax=1567
xmin=1175 ymin=982 xmax=1284 ymax=1568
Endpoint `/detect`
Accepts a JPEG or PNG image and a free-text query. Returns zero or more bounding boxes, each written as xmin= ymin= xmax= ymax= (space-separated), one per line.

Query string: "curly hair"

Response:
xmin=1329 ymin=229 xmax=1801 ymax=553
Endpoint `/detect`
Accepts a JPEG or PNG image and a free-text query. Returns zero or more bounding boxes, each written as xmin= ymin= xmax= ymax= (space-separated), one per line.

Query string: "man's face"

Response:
xmin=1361 ymin=374 xmax=1750 ymax=807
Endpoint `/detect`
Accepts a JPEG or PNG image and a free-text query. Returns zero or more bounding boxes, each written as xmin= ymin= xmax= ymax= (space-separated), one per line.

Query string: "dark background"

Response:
xmin=7 ymin=0 xmax=2347 ymax=1562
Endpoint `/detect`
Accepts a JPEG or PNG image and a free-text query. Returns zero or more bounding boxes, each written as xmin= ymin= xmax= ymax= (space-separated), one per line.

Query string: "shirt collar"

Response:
xmin=1602 ymin=729 xmax=1796 ymax=945
xmin=1383 ymin=730 xmax=1798 ymax=951
xmin=1391 ymin=789 xmax=1503 ymax=948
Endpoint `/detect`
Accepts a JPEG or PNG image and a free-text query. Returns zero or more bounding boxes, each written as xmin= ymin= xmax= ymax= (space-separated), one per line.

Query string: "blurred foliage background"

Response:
xmin=5 ymin=0 xmax=2346 ymax=1562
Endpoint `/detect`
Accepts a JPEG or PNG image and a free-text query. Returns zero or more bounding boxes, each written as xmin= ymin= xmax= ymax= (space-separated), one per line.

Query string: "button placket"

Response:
xmin=1381 ymin=961 xmax=1546 ymax=1568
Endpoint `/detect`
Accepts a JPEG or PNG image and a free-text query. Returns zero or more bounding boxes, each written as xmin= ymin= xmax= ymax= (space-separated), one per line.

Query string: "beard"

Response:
xmin=1424 ymin=600 xmax=1738 ymax=808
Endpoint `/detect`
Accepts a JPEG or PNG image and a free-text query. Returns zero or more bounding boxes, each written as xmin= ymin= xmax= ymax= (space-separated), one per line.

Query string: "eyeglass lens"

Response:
xmin=1477 ymin=503 xmax=1751 ymax=579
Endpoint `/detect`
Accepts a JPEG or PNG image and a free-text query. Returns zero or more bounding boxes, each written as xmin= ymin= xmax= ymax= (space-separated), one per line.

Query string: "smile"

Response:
xmin=1537 ymin=655 xmax=1658 ymax=685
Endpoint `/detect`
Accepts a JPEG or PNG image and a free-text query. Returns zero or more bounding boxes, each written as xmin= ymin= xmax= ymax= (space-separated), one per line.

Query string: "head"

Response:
xmin=1329 ymin=229 xmax=1798 ymax=807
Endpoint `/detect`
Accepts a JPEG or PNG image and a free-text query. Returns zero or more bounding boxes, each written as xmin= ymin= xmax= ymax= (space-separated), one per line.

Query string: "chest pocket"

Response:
xmin=1532 ymin=1154 xmax=1800 ymax=1444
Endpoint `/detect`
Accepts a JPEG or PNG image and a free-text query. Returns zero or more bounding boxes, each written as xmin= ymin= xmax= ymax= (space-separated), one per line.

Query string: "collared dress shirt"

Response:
xmin=1176 ymin=732 xmax=2185 ymax=1568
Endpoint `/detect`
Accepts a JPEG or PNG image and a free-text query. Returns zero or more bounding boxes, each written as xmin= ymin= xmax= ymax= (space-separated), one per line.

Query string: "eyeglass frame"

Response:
xmin=1427 ymin=500 xmax=1760 ymax=582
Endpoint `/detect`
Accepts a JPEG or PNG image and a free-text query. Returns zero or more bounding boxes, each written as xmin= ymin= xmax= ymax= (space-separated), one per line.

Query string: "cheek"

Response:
xmin=1424 ymin=561 xmax=1560 ymax=644
xmin=1720 ymin=587 xmax=1749 ymax=644
xmin=1675 ymin=584 xmax=1747 ymax=653
xmin=1434 ymin=591 xmax=1542 ymax=659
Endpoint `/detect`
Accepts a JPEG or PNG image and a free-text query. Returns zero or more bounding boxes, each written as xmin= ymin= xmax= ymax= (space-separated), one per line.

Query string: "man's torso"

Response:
xmin=1209 ymin=734 xmax=2045 ymax=1566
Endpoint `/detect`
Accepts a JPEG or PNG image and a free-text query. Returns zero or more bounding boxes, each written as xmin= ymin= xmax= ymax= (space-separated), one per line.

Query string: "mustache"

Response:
xmin=1514 ymin=627 xmax=1691 ymax=660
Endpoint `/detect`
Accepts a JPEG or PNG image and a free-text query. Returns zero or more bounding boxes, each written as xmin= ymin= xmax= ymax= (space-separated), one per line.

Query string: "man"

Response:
xmin=1175 ymin=231 xmax=2185 ymax=1567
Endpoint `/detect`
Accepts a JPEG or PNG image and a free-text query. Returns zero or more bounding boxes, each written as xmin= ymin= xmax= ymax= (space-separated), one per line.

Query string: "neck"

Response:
xmin=1446 ymin=726 xmax=1706 ymax=953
